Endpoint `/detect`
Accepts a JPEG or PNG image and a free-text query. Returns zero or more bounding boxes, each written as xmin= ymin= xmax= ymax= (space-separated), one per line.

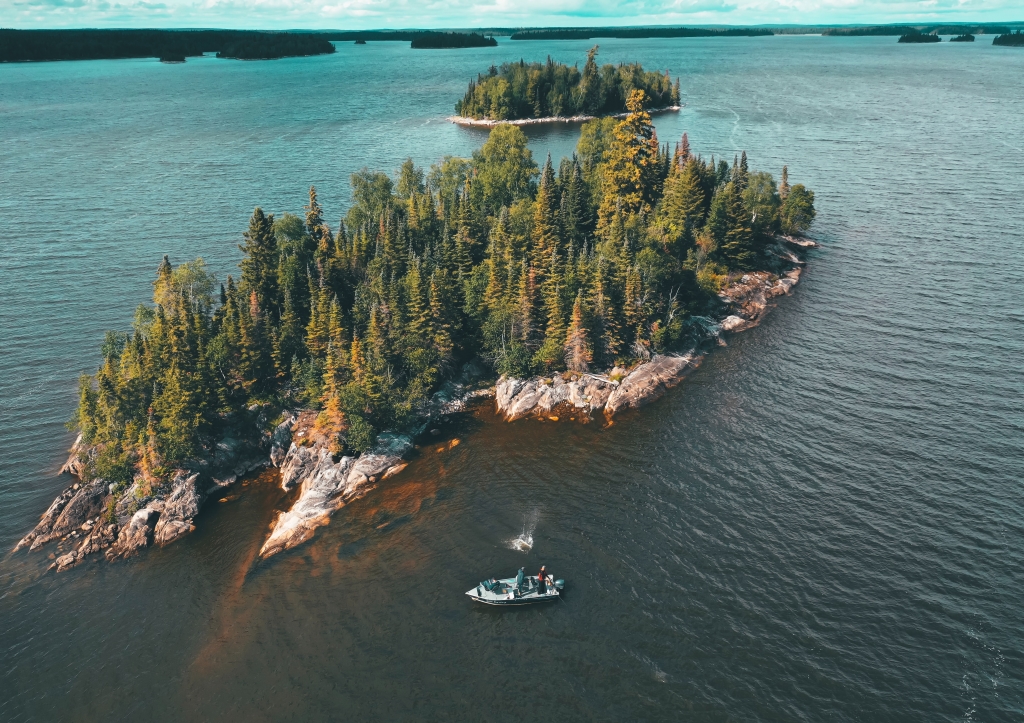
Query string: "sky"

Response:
xmin=4 ymin=0 xmax=1021 ymax=30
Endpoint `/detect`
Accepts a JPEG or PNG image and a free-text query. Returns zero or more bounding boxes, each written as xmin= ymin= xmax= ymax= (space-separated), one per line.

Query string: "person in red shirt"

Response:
xmin=537 ymin=565 xmax=548 ymax=594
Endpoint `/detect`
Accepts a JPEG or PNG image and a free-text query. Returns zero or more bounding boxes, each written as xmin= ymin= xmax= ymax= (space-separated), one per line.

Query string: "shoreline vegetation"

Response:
xmin=898 ymin=32 xmax=941 ymax=43
xmin=993 ymin=31 xmax=1024 ymax=46
xmin=449 ymin=105 xmax=682 ymax=127
xmin=508 ymin=27 xmax=774 ymax=40
xmin=411 ymin=32 xmax=497 ymax=49
xmin=0 ymin=29 xmax=335 ymax=62
xmin=823 ymin=24 xmax=1010 ymax=36
xmin=455 ymin=47 xmax=679 ymax=122
xmin=18 ymin=89 xmax=816 ymax=570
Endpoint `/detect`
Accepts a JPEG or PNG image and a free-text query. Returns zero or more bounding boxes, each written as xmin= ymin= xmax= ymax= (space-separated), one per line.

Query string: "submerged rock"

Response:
xmin=259 ymin=433 xmax=414 ymax=559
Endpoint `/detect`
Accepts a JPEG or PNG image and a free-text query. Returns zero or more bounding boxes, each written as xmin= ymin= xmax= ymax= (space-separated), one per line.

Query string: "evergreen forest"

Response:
xmin=455 ymin=47 xmax=679 ymax=121
xmin=70 ymin=91 xmax=815 ymax=487
xmin=0 ymin=29 xmax=335 ymax=63
xmin=410 ymin=32 xmax=497 ymax=49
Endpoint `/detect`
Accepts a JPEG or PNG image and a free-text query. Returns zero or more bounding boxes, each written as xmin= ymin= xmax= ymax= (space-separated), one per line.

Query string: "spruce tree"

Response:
xmin=239 ymin=207 xmax=280 ymax=322
xmin=564 ymin=290 xmax=593 ymax=373
xmin=532 ymin=155 xmax=561 ymax=273
xmin=597 ymin=90 xmax=661 ymax=230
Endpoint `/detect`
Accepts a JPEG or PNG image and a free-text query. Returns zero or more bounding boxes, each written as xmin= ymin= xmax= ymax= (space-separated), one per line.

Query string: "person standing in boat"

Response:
xmin=537 ymin=565 xmax=548 ymax=594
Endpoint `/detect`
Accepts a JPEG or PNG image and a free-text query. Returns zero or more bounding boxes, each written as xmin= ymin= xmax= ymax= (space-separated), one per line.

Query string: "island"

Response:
xmin=0 ymin=29 xmax=335 ymax=63
xmin=823 ymin=24 xmax=1008 ymax=36
xmin=15 ymin=92 xmax=816 ymax=570
xmin=453 ymin=47 xmax=679 ymax=124
xmin=949 ymin=34 xmax=975 ymax=42
xmin=410 ymin=32 xmax=497 ymax=49
xmin=993 ymin=31 xmax=1024 ymax=47
xmin=898 ymin=32 xmax=941 ymax=43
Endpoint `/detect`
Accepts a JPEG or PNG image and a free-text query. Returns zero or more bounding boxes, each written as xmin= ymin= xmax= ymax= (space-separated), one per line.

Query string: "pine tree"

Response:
xmin=534 ymin=248 xmax=565 ymax=369
xmin=532 ymin=155 xmax=561 ymax=272
xmin=779 ymin=165 xmax=790 ymax=200
xmin=719 ymin=182 xmax=756 ymax=269
xmin=597 ymin=89 xmax=661 ymax=230
xmin=591 ymin=257 xmax=623 ymax=365
xmin=660 ymin=156 xmax=710 ymax=255
xmin=516 ymin=261 xmax=537 ymax=349
xmin=564 ymin=290 xmax=592 ymax=373
xmin=305 ymin=186 xmax=333 ymax=258
xmin=239 ymin=207 xmax=280 ymax=321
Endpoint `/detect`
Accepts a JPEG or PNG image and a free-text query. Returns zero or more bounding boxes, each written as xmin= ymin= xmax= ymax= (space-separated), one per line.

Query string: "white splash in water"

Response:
xmin=506 ymin=509 xmax=539 ymax=553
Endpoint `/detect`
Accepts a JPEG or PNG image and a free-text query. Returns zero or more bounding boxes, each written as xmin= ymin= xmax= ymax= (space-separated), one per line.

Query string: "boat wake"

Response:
xmin=506 ymin=509 xmax=539 ymax=553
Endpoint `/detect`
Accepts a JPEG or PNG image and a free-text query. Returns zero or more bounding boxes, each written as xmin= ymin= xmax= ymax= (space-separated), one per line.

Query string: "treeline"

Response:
xmin=824 ymin=25 xmax=1010 ymax=36
xmin=509 ymin=27 xmax=773 ymax=40
xmin=456 ymin=47 xmax=678 ymax=120
xmin=993 ymin=31 xmax=1024 ymax=46
xmin=0 ymin=29 xmax=335 ymax=63
xmin=898 ymin=32 xmax=941 ymax=43
xmin=70 ymin=91 xmax=814 ymax=486
xmin=411 ymin=32 xmax=497 ymax=49
xmin=217 ymin=34 xmax=336 ymax=60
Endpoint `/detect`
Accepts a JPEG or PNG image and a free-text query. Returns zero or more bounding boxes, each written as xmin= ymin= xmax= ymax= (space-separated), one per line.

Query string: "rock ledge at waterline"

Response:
xmin=14 ymin=236 xmax=813 ymax=570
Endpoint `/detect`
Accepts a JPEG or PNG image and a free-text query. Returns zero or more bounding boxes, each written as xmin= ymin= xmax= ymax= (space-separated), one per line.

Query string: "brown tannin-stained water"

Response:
xmin=1 ymin=37 xmax=1023 ymax=721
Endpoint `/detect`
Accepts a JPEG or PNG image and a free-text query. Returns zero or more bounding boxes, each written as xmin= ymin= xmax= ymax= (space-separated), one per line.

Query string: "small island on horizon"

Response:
xmin=898 ymin=31 xmax=942 ymax=43
xmin=15 ymin=92 xmax=816 ymax=571
xmin=411 ymin=31 xmax=497 ymax=49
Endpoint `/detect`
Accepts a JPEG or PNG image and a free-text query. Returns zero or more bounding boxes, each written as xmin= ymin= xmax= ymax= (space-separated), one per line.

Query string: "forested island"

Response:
xmin=455 ymin=47 xmax=679 ymax=122
xmin=509 ymin=27 xmax=773 ymax=40
xmin=824 ymin=24 xmax=1009 ymax=36
xmin=898 ymin=32 xmax=941 ymax=43
xmin=993 ymin=31 xmax=1024 ymax=46
xmin=20 ymin=91 xmax=815 ymax=567
xmin=411 ymin=32 xmax=497 ymax=49
xmin=0 ymin=29 xmax=335 ymax=62
xmin=949 ymin=34 xmax=975 ymax=43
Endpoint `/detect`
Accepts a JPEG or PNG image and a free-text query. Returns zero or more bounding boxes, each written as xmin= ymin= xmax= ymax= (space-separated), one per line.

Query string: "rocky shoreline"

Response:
xmin=449 ymin=105 xmax=682 ymax=128
xmin=14 ymin=235 xmax=814 ymax=572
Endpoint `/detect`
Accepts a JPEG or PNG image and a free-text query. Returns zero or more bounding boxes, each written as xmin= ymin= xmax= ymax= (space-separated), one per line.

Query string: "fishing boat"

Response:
xmin=466 ymin=568 xmax=565 ymax=606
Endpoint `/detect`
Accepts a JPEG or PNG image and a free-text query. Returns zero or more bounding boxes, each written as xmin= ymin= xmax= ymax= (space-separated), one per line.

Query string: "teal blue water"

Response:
xmin=1 ymin=37 xmax=1023 ymax=721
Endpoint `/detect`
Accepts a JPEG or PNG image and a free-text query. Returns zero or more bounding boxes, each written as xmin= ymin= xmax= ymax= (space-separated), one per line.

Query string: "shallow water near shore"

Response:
xmin=2 ymin=36 xmax=1023 ymax=721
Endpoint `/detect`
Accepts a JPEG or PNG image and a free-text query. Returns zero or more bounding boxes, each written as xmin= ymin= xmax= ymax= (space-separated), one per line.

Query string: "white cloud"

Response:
xmin=2 ymin=0 xmax=1021 ymax=28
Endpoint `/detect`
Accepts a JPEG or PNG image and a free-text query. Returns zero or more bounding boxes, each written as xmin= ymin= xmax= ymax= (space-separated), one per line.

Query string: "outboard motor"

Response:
xmin=554 ymin=579 xmax=565 ymax=590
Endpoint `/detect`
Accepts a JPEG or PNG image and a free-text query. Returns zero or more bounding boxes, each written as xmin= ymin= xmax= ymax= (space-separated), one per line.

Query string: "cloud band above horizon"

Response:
xmin=4 ymin=0 xmax=1021 ymax=30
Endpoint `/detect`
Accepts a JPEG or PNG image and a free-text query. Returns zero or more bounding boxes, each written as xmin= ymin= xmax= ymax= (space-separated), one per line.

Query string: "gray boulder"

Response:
xmin=107 ymin=508 xmax=159 ymax=560
xmin=605 ymin=353 xmax=702 ymax=416
xmin=152 ymin=472 xmax=203 ymax=545
xmin=259 ymin=434 xmax=413 ymax=559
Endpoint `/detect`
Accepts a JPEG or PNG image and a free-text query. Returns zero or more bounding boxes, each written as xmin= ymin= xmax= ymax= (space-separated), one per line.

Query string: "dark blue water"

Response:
xmin=2 ymin=36 xmax=1023 ymax=721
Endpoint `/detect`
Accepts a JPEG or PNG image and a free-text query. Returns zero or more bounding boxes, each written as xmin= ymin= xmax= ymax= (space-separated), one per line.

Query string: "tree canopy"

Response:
xmin=70 ymin=109 xmax=814 ymax=492
xmin=455 ymin=47 xmax=680 ymax=121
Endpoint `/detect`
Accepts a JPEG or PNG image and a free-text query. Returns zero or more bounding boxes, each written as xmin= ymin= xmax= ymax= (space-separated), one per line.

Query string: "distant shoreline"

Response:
xmin=449 ymin=105 xmax=683 ymax=127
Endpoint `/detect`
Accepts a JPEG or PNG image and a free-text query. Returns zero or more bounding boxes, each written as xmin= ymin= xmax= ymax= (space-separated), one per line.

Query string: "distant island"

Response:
xmin=509 ymin=27 xmax=773 ymax=40
xmin=898 ymin=32 xmax=941 ymax=43
xmin=993 ymin=31 xmax=1024 ymax=46
xmin=18 ymin=93 xmax=816 ymax=568
xmin=0 ymin=29 xmax=335 ymax=63
xmin=949 ymin=34 xmax=975 ymax=43
xmin=411 ymin=32 xmax=497 ymax=49
xmin=454 ymin=47 xmax=679 ymax=122
xmin=824 ymin=24 xmax=1009 ymax=36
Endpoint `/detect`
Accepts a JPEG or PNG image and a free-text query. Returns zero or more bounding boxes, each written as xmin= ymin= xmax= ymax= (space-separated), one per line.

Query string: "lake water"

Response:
xmin=1 ymin=36 xmax=1023 ymax=721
